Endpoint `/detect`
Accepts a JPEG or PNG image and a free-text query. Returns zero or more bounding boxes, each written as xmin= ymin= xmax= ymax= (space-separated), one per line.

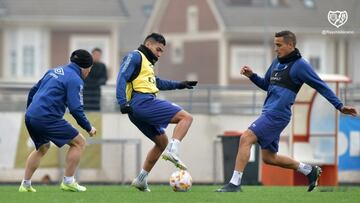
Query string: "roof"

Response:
xmin=213 ymin=0 xmax=360 ymax=32
xmin=0 ymin=0 xmax=127 ymax=18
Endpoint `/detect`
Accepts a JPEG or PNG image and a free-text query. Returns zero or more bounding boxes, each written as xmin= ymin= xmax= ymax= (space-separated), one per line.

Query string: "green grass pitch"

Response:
xmin=1 ymin=185 xmax=360 ymax=203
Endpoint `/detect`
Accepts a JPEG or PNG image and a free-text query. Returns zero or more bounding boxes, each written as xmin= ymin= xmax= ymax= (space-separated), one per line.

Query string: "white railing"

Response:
xmin=1 ymin=82 xmax=359 ymax=114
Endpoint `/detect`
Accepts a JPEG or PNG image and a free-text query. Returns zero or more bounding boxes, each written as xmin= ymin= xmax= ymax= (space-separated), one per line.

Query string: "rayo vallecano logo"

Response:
xmin=328 ymin=10 xmax=348 ymax=28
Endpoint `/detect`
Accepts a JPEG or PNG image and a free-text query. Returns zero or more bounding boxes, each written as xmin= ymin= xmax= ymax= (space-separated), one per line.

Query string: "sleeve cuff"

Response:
xmin=85 ymin=124 xmax=92 ymax=132
xmin=336 ymin=103 xmax=344 ymax=111
xmin=249 ymin=73 xmax=257 ymax=81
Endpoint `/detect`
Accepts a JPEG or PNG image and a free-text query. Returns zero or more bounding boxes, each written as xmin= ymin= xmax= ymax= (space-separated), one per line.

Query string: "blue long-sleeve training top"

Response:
xmin=26 ymin=63 xmax=92 ymax=132
xmin=116 ymin=50 xmax=182 ymax=106
xmin=249 ymin=58 xmax=343 ymax=120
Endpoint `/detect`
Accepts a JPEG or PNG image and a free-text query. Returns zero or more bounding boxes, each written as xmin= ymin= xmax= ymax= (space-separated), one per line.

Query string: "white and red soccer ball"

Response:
xmin=169 ymin=170 xmax=192 ymax=192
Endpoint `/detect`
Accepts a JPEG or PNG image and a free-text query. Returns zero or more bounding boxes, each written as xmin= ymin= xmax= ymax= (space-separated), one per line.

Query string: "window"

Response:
xmin=10 ymin=51 xmax=17 ymax=76
xmin=171 ymin=41 xmax=184 ymax=64
xmin=187 ymin=5 xmax=198 ymax=33
xmin=3 ymin=28 xmax=48 ymax=80
xmin=301 ymin=37 xmax=327 ymax=73
xmin=23 ymin=46 xmax=35 ymax=76
xmin=309 ymin=56 xmax=320 ymax=71
xmin=230 ymin=45 xmax=270 ymax=79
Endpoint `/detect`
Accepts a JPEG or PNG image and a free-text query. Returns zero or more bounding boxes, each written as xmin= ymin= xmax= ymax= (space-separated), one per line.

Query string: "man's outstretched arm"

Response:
xmin=156 ymin=77 xmax=197 ymax=90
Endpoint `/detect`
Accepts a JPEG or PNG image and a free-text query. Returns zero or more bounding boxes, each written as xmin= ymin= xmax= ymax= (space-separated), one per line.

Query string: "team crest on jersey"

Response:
xmin=148 ymin=77 xmax=156 ymax=84
xmin=54 ymin=67 xmax=64 ymax=75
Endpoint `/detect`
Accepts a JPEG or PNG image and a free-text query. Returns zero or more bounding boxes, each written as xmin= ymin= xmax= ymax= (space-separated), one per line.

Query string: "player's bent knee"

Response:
xmin=160 ymin=141 xmax=168 ymax=151
xmin=70 ymin=134 xmax=86 ymax=149
xmin=172 ymin=110 xmax=193 ymax=124
xmin=239 ymin=131 xmax=257 ymax=147
xmin=38 ymin=143 xmax=50 ymax=155
xmin=77 ymin=135 xmax=86 ymax=148
xmin=43 ymin=142 xmax=51 ymax=150
xmin=155 ymin=138 xmax=167 ymax=151
xmin=179 ymin=111 xmax=193 ymax=126
xmin=239 ymin=136 xmax=253 ymax=148
xmin=159 ymin=143 xmax=167 ymax=151
xmin=262 ymin=156 xmax=276 ymax=165
xmin=185 ymin=113 xmax=193 ymax=124
xmin=154 ymin=134 xmax=168 ymax=151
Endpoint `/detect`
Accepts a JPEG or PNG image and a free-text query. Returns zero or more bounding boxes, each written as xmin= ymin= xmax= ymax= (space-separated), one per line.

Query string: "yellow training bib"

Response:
xmin=126 ymin=51 xmax=159 ymax=101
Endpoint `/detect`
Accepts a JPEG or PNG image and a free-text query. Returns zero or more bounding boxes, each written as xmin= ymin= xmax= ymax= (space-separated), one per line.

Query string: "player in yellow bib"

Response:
xmin=116 ymin=33 xmax=197 ymax=192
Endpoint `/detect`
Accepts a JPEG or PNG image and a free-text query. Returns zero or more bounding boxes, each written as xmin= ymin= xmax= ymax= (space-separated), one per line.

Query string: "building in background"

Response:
xmin=145 ymin=0 xmax=360 ymax=85
xmin=0 ymin=0 xmax=127 ymax=82
xmin=118 ymin=0 xmax=156 ymax=56
xmin=1 ymin=0 xmax=359 ymax=85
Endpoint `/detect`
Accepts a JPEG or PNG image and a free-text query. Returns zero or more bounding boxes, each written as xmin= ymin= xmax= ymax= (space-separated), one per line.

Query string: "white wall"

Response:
xmin=1 ymin=112 xmax=359 ymax=184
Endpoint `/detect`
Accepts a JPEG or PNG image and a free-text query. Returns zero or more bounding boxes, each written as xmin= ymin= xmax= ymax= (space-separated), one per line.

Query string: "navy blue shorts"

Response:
xmin=248 ymin=113 xmax=289 ymax=152
xmin=25 ymin=116 xmax=79 ymax=150
xmin=128 ymin=98 xmax=182 ymax=141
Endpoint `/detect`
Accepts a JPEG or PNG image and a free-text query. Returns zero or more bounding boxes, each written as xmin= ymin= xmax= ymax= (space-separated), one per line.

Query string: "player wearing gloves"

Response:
xmin=116 ymin=33 xmax=197 ymax=192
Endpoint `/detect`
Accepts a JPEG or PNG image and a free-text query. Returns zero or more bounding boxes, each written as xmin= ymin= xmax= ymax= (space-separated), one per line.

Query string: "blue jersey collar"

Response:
xmin=68 ymin=62 xmax=82 ymax=78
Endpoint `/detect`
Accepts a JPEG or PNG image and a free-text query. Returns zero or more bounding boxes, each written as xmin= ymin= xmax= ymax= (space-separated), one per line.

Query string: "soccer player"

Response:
xmin=116 ymin=33 xmax=197 ymax=192
xmin=216 ymin=30 xmax=358 ymax=192
xmin=19 ymin=49 xmax=97 ymax=192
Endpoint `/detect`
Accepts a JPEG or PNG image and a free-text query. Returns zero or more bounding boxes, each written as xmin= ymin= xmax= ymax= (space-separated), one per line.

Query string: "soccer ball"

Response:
xmin=169 ymin=170 xmax=192 ymax=192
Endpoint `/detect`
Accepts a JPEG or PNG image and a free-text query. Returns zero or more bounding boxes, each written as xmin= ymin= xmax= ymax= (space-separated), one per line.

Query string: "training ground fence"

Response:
xmin=0 ymin=82 xmax=359 ymax=114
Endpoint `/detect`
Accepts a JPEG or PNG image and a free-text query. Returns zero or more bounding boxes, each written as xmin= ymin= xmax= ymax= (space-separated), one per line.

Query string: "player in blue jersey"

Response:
xmin=216 ymin=31 xmax=358 ymax=192
xmin=19 ymin=49 xmax=97 ymax=192
xmin=116 ymin=33 xmax=197 ymax=192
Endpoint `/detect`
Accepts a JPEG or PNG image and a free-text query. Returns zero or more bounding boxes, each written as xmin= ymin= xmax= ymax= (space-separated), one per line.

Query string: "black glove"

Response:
xmin=120 ymin=102 xmax=133 ymax=114
xmin=178 ymin=81 xmax=198 ymax=89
